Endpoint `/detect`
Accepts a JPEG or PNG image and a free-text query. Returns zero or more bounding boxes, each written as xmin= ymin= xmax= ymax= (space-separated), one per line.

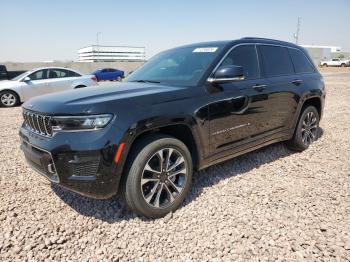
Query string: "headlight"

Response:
xmin=51 ymin=114 xmax=113 ymax=131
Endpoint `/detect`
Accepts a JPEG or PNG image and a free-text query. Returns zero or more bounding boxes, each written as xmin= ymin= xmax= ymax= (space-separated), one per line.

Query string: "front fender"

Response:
xmin=112 ymin=114 xmax=204 ymax=176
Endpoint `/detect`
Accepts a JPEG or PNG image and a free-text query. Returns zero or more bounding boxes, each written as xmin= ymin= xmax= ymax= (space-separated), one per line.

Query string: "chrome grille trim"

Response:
xmin=22 ymin=110 xmax=53 ymax=137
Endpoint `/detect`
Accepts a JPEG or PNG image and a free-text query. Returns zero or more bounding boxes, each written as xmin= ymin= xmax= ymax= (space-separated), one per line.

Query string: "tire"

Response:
xmin=0 ymin=90 xmax=19 ymax=107
xmin=74 ymin=85 xmax=86 ymax=89
xmin=341 ymin=63 xmax=346 ymax=67
xmin=287 ymin=106 xmax=319 ymax=151
xmin=122 ymin=134 xmax=193 ymax=218
xmin=116 ymin=76 xmax=122 ymax=82
xmin=323 ymin=63 xmax=328 ymax=67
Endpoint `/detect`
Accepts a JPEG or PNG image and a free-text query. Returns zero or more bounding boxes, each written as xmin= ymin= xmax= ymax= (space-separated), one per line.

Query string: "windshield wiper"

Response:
xmin=130 ymin=80 xmax=161 ymax=83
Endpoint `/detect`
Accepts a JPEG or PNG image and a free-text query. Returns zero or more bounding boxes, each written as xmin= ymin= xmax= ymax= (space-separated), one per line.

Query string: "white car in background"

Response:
xmin=0 ymin=67 xmax=97 ymax=107
xmin=320 ymin=58 xmax=350 ymax=67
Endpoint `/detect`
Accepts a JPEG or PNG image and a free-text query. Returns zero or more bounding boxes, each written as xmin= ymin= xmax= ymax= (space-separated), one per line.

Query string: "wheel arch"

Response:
xmin=301 ymin=96 xmax=322 ymax=119
xmin=0 ymin=89 xmax=22 ymax=103
xmin=74 ymin=85 xmax=86 ymax=89
xmin=126 ymin=123 xmax=200 ymax=171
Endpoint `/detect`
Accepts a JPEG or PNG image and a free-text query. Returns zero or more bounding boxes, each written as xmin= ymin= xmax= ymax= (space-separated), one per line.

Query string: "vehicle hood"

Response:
xmin=22 ymin=82 xmax=195 ymax=115
xmin=0 ymin=80 xmax=18 ymax=90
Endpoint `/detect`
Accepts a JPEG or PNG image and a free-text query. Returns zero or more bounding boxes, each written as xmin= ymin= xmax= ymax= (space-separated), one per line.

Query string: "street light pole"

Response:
xmin=293 ymin=17 xmax=301 ymax=45
xmin=96 ymin=32 xmax=102 ymax=62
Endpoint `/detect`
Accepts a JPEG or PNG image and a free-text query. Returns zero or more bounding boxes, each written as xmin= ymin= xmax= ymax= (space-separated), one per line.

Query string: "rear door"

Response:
xmin=257 ymin=45 xmax=299 ymax=132
xmin=288 ymin=47 xmax=319 ymax=115
xmin=47 ymin=69 xmax=72 ymax=92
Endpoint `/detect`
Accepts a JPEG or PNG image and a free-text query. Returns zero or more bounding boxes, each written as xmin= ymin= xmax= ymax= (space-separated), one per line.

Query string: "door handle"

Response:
xmin=253 ymin=84 xmax=267 ymax=92
xmin=292 ymin=79 xmax=303 ymax=86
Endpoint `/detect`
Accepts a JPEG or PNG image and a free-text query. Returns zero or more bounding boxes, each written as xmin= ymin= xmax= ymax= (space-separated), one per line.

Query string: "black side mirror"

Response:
xmin=207 ymin=65 xmax=244 ymax=83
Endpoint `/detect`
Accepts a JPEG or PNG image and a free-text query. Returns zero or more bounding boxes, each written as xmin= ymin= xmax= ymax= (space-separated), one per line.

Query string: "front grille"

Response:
xmin=23 ymin=110 xmax=52 ymax=137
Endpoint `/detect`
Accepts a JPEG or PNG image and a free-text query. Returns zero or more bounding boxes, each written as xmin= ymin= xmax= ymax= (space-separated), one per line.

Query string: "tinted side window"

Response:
xmin=48 ymin=69 xmax=68 ymax=78
xmin=221 ymin=45 xmax=259 ymax=79
xmin=260 ymin=45 xmax=294 ymax=77
xmin=288 ymin=48 xmax=314 ymax=73
xmin=29 ymin=70 xmax=48 ymax=80
xmin=68 ymin=70 xmax=81 ymax=77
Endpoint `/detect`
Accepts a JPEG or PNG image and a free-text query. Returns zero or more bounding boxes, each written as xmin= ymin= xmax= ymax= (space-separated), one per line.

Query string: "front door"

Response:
xmin=23 ymin=69 xmax=50 ymax=100
xmin=208 ymin=44 xmax=272 ymax=153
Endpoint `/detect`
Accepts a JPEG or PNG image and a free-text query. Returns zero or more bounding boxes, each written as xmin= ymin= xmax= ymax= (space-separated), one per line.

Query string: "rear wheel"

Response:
xmin=122 ymin=134 xmax=192 ymax=218
xmin=0 ymin=90 xmax=19 ymax=107
xmin=287 ymin=106 xmax=319 ymax=151
xmin=341 ymin=63 xmax=346 ymax=67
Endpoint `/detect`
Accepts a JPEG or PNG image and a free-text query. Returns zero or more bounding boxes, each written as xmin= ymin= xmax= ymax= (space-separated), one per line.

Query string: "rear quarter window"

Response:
xmin=288 ymin=48 xmax=315 ymax=73
xmin=259 ymin=45 xmax=294 ymax=77
xmin=68 ymin=70 xmax=81 ymax=77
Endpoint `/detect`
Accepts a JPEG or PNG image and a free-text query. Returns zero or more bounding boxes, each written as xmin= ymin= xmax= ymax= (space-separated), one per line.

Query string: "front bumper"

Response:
xmin=19 ymin=125 xmax=125 ymax=199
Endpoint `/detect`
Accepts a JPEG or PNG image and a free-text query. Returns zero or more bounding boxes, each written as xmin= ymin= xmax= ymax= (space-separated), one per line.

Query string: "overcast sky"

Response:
xmin=1 ymin=0 xmax=349 ymax=62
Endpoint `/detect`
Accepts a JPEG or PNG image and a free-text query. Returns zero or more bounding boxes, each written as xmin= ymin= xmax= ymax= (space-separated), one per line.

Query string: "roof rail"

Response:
xmin=241 ymin=37 xmax=280 ymax=41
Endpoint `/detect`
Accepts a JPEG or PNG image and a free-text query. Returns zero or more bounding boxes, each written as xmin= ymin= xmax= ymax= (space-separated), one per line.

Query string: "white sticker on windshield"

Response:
xmin=193 ymin=47 xmax=218 ymax=53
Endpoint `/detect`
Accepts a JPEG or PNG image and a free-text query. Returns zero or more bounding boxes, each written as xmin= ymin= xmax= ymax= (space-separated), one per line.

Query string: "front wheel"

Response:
xmin=122 ymin=134 xmax=193 ymax=218
xmin=341 ymin=63 xmax=346 ymax=67
xmin=0 ymin=90 xmax=19 ymax=107
xmin=287 ymin=106 xmax=319 ymax=151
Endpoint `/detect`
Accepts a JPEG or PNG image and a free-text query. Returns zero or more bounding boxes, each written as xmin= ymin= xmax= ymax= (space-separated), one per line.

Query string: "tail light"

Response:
xmin=91 ymin=76 xmax=97 ymax=82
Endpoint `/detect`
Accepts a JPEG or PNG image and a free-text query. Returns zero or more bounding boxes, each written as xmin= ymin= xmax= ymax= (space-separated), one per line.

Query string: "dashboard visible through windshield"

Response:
xmin=126 ymin=45 xmax=223 ymax=86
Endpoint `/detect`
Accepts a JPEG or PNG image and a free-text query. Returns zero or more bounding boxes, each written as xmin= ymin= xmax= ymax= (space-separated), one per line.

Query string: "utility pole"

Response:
xmin=96 ymin=32 xmax=102 ymax=62
xmin=293 ymin=17 xmax=301 ymax=45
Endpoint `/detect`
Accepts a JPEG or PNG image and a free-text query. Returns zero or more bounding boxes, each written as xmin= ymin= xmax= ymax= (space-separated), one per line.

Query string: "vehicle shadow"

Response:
xmin=52 ymin=128 xmax=324 ymax=222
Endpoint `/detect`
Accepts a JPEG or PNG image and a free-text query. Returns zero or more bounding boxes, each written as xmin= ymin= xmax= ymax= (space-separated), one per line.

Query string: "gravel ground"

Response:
xmin=0 ymin=72 xmax=349 ymax=261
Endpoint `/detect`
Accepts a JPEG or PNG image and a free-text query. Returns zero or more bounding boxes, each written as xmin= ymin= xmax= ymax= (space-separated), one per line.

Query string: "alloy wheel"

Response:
xmin=141 ymin=148 xmax=188 ymax=209
xmin=1 ymin=93 xmax=16 ymax=106
xmin=301 ymin=111 xmax=318 ymax=146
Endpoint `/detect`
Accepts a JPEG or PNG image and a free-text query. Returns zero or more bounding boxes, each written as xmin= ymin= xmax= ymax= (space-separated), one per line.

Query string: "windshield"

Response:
xmin=11 ymin=71 xmax=30 ymax=81
xmin=126 ymin=45 xmax=223 ymax=86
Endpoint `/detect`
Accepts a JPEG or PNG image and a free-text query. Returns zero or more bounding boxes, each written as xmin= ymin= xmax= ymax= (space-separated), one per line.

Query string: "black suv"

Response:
xmin=20 ymin=38 xmax=325 ymax=218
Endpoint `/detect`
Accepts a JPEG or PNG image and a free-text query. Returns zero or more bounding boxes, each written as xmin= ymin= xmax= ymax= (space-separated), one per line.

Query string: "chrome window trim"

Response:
xmin=288 ymin=48 xmax=316 ymax=74
xmin=209 ymin=43 xmax=261 ymax=81
xmin=208 ymin=42 xmax=316 ymax=81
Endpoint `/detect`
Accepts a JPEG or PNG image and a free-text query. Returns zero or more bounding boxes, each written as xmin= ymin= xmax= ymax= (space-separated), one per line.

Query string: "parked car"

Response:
xmin=20 ymin=38 xmax=325 ymax=218
xmin=320 ymin=58 xmax=350 ymax=67
xmin=0 ymin=65 xmax=26 ymax=81
xmin=92 ymin=68 xmax=124 ymax=81
xmin=0 ymin=67 xmax=97 ymax=107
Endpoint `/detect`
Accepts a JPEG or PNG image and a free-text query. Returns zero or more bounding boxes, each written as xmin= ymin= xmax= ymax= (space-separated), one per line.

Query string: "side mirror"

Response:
xmin=23 ymin=76 xmax=31 ymax=82
xmin=207 ymin=65 xmax=244 ymax=83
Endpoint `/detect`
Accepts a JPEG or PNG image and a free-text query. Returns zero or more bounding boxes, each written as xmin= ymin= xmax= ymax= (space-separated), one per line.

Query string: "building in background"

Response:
xmin=301 ymin=45 xmax=342 ymax=65
xmin=78 ymin=45 xmax=146 ymax=62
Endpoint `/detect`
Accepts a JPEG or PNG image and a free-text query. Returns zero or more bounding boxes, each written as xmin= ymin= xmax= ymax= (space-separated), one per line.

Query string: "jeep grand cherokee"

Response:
xmin=20 ymin=38 xmax=325 ymax=218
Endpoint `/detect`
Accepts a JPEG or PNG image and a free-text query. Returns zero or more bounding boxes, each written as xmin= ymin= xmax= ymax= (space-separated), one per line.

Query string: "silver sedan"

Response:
xmin=0 ymin=67 xmax=98 ymax=107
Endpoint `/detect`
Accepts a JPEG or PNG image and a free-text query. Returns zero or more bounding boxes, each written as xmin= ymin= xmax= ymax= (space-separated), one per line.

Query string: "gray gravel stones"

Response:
xmin=0 ymin=72 xmax=349 ymax=261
